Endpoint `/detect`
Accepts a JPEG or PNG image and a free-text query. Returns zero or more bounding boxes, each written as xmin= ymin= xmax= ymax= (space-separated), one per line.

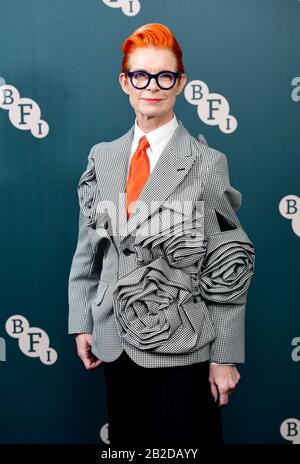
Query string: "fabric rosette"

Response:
xmin=133 ymin=202 xmax=206 ymax=275
xmin=77 ymin=153 xmax=112 ymax=252
xmin=199 ymin=228 xmax=255 ymax=305
xmin=77 ymin=153 xmax=100 ymax=229
xmin=113 ymin=256 xmax=213 ymax=354
xmin=77 ymin=152 xmax=108 ymax=230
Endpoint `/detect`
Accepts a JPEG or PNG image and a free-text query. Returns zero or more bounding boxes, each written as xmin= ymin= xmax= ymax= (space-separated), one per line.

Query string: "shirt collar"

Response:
xmin=133 ymin=113 xmax=178 ymax=152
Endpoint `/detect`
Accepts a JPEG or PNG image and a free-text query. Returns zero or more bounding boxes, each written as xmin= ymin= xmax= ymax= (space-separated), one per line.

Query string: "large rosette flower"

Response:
xmin=199 ymin=227 xmax=255 ymax=305
xmin=113 ymin=256 xmax=215 ymax=354
xmin=133 ymin=202 xmax=206 ymax=275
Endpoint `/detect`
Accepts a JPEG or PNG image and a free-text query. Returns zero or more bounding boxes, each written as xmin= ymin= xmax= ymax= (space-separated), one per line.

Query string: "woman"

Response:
xmin=68 ymin=23 xmax=255 ymax=447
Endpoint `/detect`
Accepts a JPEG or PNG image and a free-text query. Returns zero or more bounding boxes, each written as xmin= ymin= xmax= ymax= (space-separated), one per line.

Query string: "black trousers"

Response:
xmin=102 ymin=350 xmax=223 ymax=448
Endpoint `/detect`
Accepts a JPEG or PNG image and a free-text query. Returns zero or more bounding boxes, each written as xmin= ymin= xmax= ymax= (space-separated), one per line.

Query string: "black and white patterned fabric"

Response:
xmin=68 ymin=120 xmax=255 ymax=367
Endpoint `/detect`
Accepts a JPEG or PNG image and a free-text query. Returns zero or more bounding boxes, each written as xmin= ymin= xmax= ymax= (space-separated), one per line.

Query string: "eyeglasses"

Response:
xmin=124 ymin=70 xmax=181 ymax=90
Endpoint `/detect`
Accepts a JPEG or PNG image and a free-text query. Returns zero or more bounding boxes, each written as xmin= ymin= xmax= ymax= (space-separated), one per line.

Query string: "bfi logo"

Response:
xmin=291 ymin=337 xmax=300 ymax=362
xmin=100 ymin=422 xmax=110 ymax=444
xmin=279 ymin=195 xmax=300 ymax=237
xmin=102 ymin=0 xmax=140 ymax=16
xmin=0 ymin=79 xmax=49 ymax=138
xmin=184 ymin=80 xmax=237 ymax=134
xmin=5 ymin=315 xmax=57 ymax=365
xmin=280 ymin=418 xmax=300 ymax=444
xmin=291 ymin=77 xmax=300 ymax=102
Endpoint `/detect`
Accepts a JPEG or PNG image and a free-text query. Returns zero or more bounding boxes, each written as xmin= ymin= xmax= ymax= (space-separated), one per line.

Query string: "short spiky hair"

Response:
xmin=121 ymin=23 xmax=184 ymax=73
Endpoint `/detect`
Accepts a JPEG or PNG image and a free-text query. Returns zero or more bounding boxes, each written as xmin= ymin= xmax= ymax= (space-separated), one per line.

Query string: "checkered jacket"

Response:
xmin=68 ymin=120 xmax=255 ymax=368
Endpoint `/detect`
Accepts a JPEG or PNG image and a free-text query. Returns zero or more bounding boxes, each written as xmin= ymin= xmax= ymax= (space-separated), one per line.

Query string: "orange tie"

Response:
xmin=126 ymin=135 xmax=150 ymax=220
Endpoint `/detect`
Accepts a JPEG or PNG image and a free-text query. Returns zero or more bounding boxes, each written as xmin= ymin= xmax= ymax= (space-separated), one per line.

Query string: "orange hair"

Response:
xmin=121 ymin=23 xmax=185 ymax=73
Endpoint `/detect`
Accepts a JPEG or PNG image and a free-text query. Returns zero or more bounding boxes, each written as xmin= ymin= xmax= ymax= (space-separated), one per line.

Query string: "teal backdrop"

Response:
xmin=0 ymin=0 xmax=299 ymax=445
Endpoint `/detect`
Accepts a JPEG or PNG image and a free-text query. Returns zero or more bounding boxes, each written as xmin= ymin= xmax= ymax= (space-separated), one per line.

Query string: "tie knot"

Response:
xmin=138 ymin=135 xmax=150 ymax=151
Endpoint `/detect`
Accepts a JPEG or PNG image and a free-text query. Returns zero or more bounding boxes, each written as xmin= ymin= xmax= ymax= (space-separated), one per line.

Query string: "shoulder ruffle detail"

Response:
xmin=77 ymin=149 xmax=100 ymax=229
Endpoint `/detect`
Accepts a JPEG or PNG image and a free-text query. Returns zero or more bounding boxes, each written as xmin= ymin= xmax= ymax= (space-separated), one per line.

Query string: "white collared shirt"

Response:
xmin=127 ymin=113 xmax=178 ymax=177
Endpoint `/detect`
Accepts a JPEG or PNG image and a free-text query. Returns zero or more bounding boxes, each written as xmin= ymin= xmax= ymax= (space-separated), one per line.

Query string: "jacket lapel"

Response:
xmin=94 ymin=124 xmax=134 ymax=245
xmin=119 ymin=120 xmax=197 ymax=241
xmin=94 ymin=120 xmax=197 ymax=247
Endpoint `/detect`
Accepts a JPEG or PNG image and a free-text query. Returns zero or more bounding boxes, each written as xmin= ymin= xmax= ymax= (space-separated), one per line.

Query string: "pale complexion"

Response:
xmin=119 ymin=46 xmax=187 ymax=132
xmin=76 ymin=46 xmax=240 ymax=407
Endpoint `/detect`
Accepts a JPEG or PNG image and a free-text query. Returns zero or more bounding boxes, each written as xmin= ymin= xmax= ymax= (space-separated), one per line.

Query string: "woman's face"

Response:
xmin=119 ymin=46 xmax=187 ymax=124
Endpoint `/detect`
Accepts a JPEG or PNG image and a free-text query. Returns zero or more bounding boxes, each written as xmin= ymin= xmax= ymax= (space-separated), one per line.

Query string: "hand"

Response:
xmin=75 ymin=333 xmax=103 ymax=370
xmin=209 ymin=364 xmax=241 ymax=407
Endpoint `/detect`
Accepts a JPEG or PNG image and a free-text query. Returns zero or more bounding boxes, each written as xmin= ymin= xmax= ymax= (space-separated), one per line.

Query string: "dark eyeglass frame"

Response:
xmin=124 ymin=70 xmax=182 ymax=90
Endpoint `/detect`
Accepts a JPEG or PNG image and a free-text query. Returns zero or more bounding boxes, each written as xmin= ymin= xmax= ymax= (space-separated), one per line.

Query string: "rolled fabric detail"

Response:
xmin=133 ymin=203 xmax=206 ymax=275
xmin=77 ymin=152 xmax=100 ymax=229
xmin=113 ymin=256 xmax=214 ymax=354
xmin=134 ymin=243 xmax=153 ymax=264
xmin=199 ymin=227 xmax=255 ymax=305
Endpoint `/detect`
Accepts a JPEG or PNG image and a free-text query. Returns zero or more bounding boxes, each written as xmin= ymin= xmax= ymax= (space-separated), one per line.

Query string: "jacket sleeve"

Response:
xmin=199 ymin=151 xmax=255 ymax=363
xmin=68 ymin=146 xmax=103 ymax=334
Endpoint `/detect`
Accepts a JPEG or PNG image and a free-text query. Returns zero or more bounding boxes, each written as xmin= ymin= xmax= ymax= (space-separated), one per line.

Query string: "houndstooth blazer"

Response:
xmin=68 ymin=120 xmax=255 ymax=368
